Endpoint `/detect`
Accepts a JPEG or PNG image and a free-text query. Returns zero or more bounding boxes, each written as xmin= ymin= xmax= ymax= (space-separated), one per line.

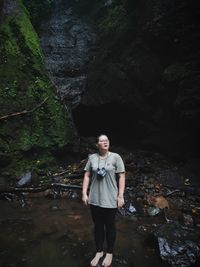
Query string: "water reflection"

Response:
xmin=0 ymin=192 xmax=192 ymax=267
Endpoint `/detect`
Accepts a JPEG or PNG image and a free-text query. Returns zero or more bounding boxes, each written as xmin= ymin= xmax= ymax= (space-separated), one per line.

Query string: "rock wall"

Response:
xmin=72 ymin=0 xmax=200 ymax=159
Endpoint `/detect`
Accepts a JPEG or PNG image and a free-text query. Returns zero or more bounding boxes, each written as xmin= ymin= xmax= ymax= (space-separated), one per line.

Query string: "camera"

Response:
xmin=97 ymin=167 xmax=107 ymax=178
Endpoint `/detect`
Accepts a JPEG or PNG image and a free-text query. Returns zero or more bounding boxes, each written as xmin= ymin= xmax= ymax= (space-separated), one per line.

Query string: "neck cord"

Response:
xmin=98 ymin=152 xmax=109 ymax=170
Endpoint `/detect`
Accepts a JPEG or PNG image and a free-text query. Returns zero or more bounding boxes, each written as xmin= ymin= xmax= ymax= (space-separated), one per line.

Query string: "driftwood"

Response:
xmin=0 ymin=183 xmax=82 ymax=194
xmin=52 ymin=171 xmax=84 ymax=179
xmin=165 ymin=185 xmax=200 ymax=196
xmin=0 ymin=97 xmax=49 ymax=121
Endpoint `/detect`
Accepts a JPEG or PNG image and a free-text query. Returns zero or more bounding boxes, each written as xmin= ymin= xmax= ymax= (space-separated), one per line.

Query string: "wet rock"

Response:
xmin=155 ymin=222 xmax=200 ymax=267
xmin=147 ymin=207 xmax=161 ymax=216
xmin=164 ymin=209 xmax=183 ymax=223
xmin=45 ymin=189 xmax=62 ymax=199
xmin=182 ymin=213 xmax=194 ymax=228
xmin=157 ymin=169 xmax=184 ymax=187
xmin=135 ymin=190 xmax=146 ymax=198
xmin=2 ymin=0 xmax=18 ymax=17
xmin=128 ymin=203 xmax=137 ymax=214
xmin=39 ymin=2 xmax=96 ymax=108
xmin=67 ymin=190 xmax=79 ymax=199
xmin=16 ymin=172 xmax=31 ymax=187
xmin=104 ymin=0 xmax=113 ymax=7
xmin=179 ymin=159 xmax=200 ymax=187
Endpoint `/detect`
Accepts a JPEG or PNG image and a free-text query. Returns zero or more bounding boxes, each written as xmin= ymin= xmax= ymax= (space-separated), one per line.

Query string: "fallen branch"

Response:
xmin=165 ymin=189 xmax=181 ymax=196
xmin=164 ymin=185 xmax=200 ymax=195
xmin=0 ymin=96 xmax=49 ymax=121
xmin=52 ymin=171 xmax=83 ymax=178
xmin=51 ymin=183 xmax=82 ymax=190
xmin=0 ymin=183 xmax=82 ymax=194
xmin=52 ymin=170 xmax=69 ymax=177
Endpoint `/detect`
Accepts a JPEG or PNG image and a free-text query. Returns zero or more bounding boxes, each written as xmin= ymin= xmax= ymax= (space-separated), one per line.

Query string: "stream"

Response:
xmin=0 ymin=189 xmax=167 ymax=267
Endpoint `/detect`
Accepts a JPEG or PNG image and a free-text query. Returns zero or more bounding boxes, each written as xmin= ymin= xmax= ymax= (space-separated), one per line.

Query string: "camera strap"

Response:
xmin=98 ymin=152 xmax=109 ymax=170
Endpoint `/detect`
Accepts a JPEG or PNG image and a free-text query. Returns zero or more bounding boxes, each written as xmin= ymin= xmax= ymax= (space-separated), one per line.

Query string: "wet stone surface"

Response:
xmin=39 ymin=1 xmax=96 ymax=108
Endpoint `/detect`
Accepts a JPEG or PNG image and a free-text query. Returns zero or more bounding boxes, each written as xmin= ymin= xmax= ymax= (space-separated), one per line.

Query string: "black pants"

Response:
xmin=90 ymin=205 xmax=117 ymax=253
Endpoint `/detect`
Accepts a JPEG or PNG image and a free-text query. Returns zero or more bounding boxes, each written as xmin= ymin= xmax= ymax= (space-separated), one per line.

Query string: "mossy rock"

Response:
xmin=0 ymin=0 xmax=76 ymax=178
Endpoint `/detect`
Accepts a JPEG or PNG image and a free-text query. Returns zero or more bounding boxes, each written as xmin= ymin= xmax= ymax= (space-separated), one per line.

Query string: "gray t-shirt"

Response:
xmin=84 ymin=152 xmax=125 ymax=208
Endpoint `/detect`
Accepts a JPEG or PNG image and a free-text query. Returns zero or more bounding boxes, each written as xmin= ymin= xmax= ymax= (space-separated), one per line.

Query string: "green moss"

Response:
xmin=0 ymin=149 xmax=59 ymax=179
xmin=18 ymin=1 xmax=43 ymax=58
xmin=0 ymin=0 xmax=76 ymax=178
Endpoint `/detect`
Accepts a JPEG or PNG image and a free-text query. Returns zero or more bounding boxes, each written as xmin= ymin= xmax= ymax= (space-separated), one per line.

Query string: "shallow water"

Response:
xmin=0 ymin=192 xmax=172 ymax=267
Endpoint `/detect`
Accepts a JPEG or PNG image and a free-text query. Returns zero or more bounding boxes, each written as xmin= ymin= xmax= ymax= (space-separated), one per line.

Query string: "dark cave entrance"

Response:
xmin=72 ymin=103 xmax=148 ymax=149
xmin=72 ymin=103 xmax=200 ymax=159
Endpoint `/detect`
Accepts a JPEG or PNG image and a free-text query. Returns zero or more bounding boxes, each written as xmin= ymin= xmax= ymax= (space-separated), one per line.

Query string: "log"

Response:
xmin=0 ymin=183 xmax=82 ymax=194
